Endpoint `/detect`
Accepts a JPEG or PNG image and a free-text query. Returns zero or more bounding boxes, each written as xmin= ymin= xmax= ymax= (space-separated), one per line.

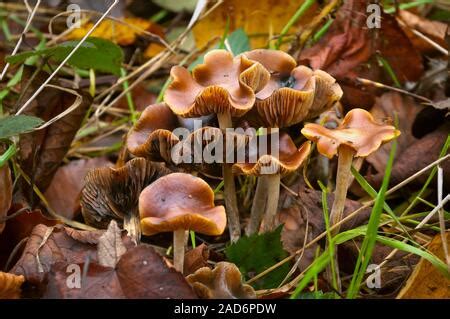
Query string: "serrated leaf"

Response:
xmin=7 ymin=38 xmax=124 ymax=75
xmin=225 ymin=225 xmax=289 ymax=289
xmin=0 ymin=115 xmax=43 ymax=139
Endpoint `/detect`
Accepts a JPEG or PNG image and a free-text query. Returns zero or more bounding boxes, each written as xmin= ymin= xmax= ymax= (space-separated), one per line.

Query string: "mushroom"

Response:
xmin=243 ymin=49 xmax=343 ymax=128
xmin=186 ymin=262 xmax=256 ymax=299
xmin=301 ymin=108 xmax=400 ymax=233
xmin=139 ymin=173 xmax=226 ymax=273
xmin=81 ymin=158 xmax=172 ymax=242
xmin=164 ymin=49 xmax=270 ymax=242
xmin=233 ymin=133 xmax=311 ymax=234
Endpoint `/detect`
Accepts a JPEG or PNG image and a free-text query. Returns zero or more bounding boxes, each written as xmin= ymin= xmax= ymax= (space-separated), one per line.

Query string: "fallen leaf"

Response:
xmin=0 ymin=163 xmax=12 ymax=234
xmin=10 ymin=224 xmax=133 ymax=294
xmin=367 ymin=92 xmax=424 ymax=174
xmin=97 ymin=221 xmax=127 ymax=268
xmin=278 ymin=181 xmax=372 ymax=271
xmin=17 ymin=68 xmax=92 ymax=197
xmin=44 ymin=157 xmax=113 ymax=220
xmin=398 ymin=10 xmax=448 ymax=55
xmin=397 ymin=233 xmax=450 ymax=299
xmin=43 ymin=245 xmax=197 ymax=299
xmin=299 ymin=0 xmax=423 ymax=109
xmin=0 ymin=272 xmax=24 ymax=299
xmin=112 ymin=84 xmax=157 ymax=113
xmin=184 ymin=243 xmax=210 ymax=276
xmin=193 ymin=0 xmax=317 ymax=49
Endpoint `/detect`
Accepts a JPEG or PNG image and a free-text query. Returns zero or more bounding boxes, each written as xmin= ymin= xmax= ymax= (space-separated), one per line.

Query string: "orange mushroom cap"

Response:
xmin=164 ymin=50 xmax=270 ymax=118
xmin=140 ymin=173 xmax=226 ymax=236
xmin=232 ymin=133 xmax=311 ymax=176
xmin=301 ymin=108 xmax=401 ymax=159
xmin=186 ymin=262 xmax=256 ymax=299
xmin=243 ymin=49 xmax=343 ymax=127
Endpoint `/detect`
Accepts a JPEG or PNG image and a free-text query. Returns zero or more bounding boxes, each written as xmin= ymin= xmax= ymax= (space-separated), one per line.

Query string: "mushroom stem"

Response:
xmin=173 ymin=229 xmax=187 ymax=273
xmin=246 ymin=176 xmax=268 ymax=235
xmin=330 ymin=145 xmax=355 ymax=234
xmin=217 ymin=112 xmax=241 ymax=242
xmin=261 ymin=174 xmax=281 ymax=232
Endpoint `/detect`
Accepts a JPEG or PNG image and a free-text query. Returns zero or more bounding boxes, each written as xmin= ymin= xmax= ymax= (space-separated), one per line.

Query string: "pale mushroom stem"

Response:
xmin=330 ymin=145 xmax=355 ymax=234
xmin=261 ymin=173 xmax=281 ymax=232
xmin=173 ymin=229 xmax=187 ymax=273
xmin=217 ymin=112 xmax=241 ymax=242
xmin=326 ymin=145 xmax=355 ymax=293
xmin=246 ymin=176 xmax=268 ymax=235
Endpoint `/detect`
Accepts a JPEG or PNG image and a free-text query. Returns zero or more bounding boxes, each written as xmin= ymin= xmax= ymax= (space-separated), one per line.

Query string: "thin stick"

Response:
xmin=437 ymin=166 xmax=449 ymax=270
xmin=15 ymin=0 xmax=119 ymax=115
xmin=0 ymin=0 xmax=41 ymax=80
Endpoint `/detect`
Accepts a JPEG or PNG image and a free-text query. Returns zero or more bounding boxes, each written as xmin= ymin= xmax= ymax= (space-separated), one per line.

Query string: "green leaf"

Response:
xmin=152 ymin=0 xmax=197 ymax=12
xmin=0 ymin=115 xmax=43 ymax=139
xmin=7 ymin=38 xmax=124 ymax=75
xmin=225 ymin=225 xmax=289 ymax=289
xmin=227 ymin=28 xmax=250 ymax=55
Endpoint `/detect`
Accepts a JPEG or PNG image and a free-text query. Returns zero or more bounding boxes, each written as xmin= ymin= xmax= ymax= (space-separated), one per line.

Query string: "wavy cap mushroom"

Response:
xmin=243 ymin=49 xmax=343 ymax=128
xmin=186 ymin=262 xmax=256 ymax=299
xmin=233 ymin=133 xmax=311 ymax=234
xmin=139 ymin=173 xmax=226 ymax=272
xmin=164 ymin=50 xmax=269 ymax=242
xmin=301 ymin=108 xmax=400 ymax=233
xmin=81 ymin=158 xmax=172 ymax=242
xmin=127 ymin=103 xmax=179 ymax=162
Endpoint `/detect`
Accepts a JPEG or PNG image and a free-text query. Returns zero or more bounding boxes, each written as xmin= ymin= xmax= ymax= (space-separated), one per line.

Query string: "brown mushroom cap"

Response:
xmin=81 ymin=158 xmax=172 ymax=228
xmin=140 ymin=173 xmax=226 ymax=236
xmin=186 ymin=262 xmax=256 ymax=299
xmin=127 ymin=103 xmax=179 ymax=160
xmin=243 ymin=49 xmax=343 ymax=127
xmin=164 ymin=49 xmax=270 ymax=118
xmin=301 ymin=108 xmax=401 ymax=159
xmin=232 ymin=133 xmax=312 ymax=176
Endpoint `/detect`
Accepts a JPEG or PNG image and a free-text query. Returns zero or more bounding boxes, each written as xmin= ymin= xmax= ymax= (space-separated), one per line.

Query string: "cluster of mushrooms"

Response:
xmin=80 ymin=49 xmax=400 ymax=283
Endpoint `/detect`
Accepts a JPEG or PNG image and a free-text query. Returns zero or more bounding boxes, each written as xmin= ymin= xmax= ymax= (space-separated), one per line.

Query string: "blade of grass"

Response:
xmin=347 ymin=138 xmax=397 ymax=299
xmin=120 ymin=67 xmax=137 ymax=124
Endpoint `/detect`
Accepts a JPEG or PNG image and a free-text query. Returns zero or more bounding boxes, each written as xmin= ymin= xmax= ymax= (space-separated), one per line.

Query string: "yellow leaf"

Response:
xmin=0 ymin=272 xmax=25 ymax=299
xmin=397 ymin=233 xmax=450 ymax=299
xmin=192 ymin=0 xmax=317 ymax=49
xmin=67 ymin=17 xmax=164 ymax=47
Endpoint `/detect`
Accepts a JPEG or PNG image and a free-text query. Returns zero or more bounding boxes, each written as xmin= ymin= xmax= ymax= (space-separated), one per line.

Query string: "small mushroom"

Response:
xmin=139 ymin=173 xmax=226 ymax=273
xmin=81 ymin=158 xmax=172 ymax=242
xmin=233 ymin=133 xmax=311 ymax=234
xmin=164 ymin=50 xmax=270 ymax=242
xmin=243 ymin=49 xmax=343 ymax=128
xmin=301 ymin=108 xmax=400 ymax=233
xmin=186 ymin=262 xmax=256 ymax=299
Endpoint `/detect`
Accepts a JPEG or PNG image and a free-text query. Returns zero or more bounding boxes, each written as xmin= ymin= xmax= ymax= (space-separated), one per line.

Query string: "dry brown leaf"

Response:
xmin=193 ymin=0 xmax=317 ymax=49
xmin=398 ymin=233 xmax=450 ymax=299
xmin=0 ymin=164 xmax=12 ymax=234
xmin=44 ymin=157 xmax=113 ymax=220
xmin=184 ymin=243 xmax=210 ymax=276
xmin=367 ymin=92 xmax=424 ymax=174
xmin=17 ymin=68 xmax=92 ymax=196
xmin=0 ymin=272 xmax=25 ymax=299
xmin=10 ymin=224 xmax=133 ymax=294
xmin=97 ymin=220 xmax=127 ymax=268
xmin=299 ymin=0 xmax=423 ymax=109
xmin=43 ymin=245 xmax=197 ymax=299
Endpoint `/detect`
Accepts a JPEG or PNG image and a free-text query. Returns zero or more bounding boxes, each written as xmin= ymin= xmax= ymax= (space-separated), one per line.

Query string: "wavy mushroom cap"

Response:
xmin=301 ymin=108 xmax=401 ymax=159
xmin=81 ymin=158 xmax=172 ymax=228
xmin=243 ymin=49 xmax=343 ymax=127
xmin=139 ymin=173 xmax=226 ymax=236
xmin=186 ymin=262 xmax=256 ymax=299
xmin=127 ymin=103 xmax=179 ymax=161
xmin=164 ymin=50 xmax=270 ymax=118
xmin=233 ymin=133 xmax=312 ymax=176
